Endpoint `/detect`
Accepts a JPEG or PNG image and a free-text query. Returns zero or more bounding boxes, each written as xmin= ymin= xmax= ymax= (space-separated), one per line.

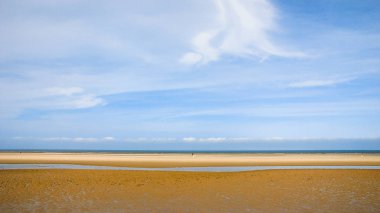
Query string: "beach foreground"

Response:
xmin=1 ymin=152 xmax=380 ymax=167
xmin=0 ymin=169 xmax=379 ymax=212
xmin=1 ymin=153 xmax=379 ymax=212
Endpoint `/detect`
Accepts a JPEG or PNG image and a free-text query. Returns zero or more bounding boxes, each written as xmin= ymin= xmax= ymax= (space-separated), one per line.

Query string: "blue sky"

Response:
xmin=0 ymin=0 xmax=380 ymax=150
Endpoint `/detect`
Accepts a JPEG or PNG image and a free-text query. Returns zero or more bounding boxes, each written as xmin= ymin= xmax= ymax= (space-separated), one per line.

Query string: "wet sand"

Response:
xmin=1 ymin=153 xmax=379 ymax=212
xmin=0 ymin=169 xmax=379 ymax=213
xmin=1 ymin=152 xmax=379 ymax=167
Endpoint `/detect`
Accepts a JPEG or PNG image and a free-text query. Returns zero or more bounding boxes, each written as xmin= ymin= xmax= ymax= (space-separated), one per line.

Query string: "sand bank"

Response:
xmin=0 ymin=152 xmax=379 ymax=167
xmin=1 ymin=163 xmax=380 ymax=171
xmin=0 ymin=169 xmax=379 ymax=212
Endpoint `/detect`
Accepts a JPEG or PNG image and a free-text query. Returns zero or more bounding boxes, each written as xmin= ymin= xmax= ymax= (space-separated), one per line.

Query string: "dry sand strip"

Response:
xmin=0 ymin=169 xmax=379 ymax=213
xmin=0 ymin=152 xmax=380 ymax=167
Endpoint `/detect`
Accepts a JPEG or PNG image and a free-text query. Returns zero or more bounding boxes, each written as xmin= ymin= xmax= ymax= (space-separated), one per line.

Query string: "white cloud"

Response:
xmin=201 ymin=137 xmax=226 ymax=142
xmin=41 ymin=137 xmax=71 ymax=141
xmin=67 ymin=95 xmax=106 ymax=109
xmin=103 ymin=136 xmax=115 ymax=141
xmin=263 ymin=136 xmax=285 ymax=141
xmin=287 ymin=78 xmax=353 ymax=88
xmin=12 ymin=136 xmax=116 ymax=142
xmin=12 ymin=136 xmax=380 ymax=143
xmin=183 ymin=137 xmax=197 ymax=142
xmin=229 ymin=137 xmax=250 ymax=141
xmin=46 ymin=87 xmax=84 ymax=96
xmin=45 ymin=87 xmax=106 ymax=109
xmin=124 ymin=137 xmax=178 ymax=143
xmin=163 ymin=99 xmax=380 ymax=119
xmin=72 ymin=137 xmax=99 ymax=142
xmin=183 ymin=137 xmax=227 ymax=142
xmin=179 ymin=52 xmax=204 ymax=65
xmin=180 ymin=0 xmax=305 ymax=64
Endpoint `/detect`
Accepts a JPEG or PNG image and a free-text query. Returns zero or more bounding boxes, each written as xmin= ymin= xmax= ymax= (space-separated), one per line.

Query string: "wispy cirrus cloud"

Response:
xmin=46 ymin=87 xmax=106 ymax=109
xmin=0 ymin=85 xmax=105 ymax=118
xmin=46 ymin=87 xmax=84 ymax=96
xmin=287 ymin=77 xmax=354 ymax=88
xmin=180 ymin=0 xmax=305 ymax=65
xmin=12 ymin=136 xmax=115 ymax=142
xmin=66 ymin=94 xmax=106 ymax=109
xmin=11 ymin=136 xmax=380 ymax=143
xmin=183 ymin=137 xmax=227 ymax=142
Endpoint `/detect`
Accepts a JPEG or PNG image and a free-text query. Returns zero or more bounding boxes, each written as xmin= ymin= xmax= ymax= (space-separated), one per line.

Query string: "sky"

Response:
xmin=0 ymin=0 xmax=380 ymax=150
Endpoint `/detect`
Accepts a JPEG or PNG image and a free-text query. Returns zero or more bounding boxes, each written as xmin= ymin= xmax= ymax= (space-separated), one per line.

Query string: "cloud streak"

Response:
xmin=180 ymin=0 xmax=305 ymax=64
xmin=12 ymin=136 xmax=115 ymax=142
xmin=287 ymin=78 xmax=353 ymax=88
xmin=46 ymin=87 xmax=84 ymax=96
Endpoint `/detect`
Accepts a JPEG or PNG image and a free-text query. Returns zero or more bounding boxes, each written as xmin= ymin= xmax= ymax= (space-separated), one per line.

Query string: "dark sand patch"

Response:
xmin=0 ymin=169 xmax=379 ymax=212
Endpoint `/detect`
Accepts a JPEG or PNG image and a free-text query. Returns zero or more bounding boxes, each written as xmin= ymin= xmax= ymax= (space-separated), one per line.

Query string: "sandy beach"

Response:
xmin=0 ymin=152 xmax=379 ymax=167
xmin=0 ymin=169 xmax=379 ymax=212
xmin=1 ymin=152 xmax=379 ymax=212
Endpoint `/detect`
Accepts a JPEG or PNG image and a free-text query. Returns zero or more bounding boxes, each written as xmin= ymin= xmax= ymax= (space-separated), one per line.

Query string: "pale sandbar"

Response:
xmin=0 ymin=152 xmax=379 ymax=167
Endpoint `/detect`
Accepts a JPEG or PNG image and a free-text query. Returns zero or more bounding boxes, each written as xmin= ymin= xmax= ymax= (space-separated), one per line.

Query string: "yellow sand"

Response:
xmin=0 ymin=169 xmax=379 ymax=213
xmin=0 ymin=152 xmax=379 ymax=167
xmin=1 ymin=153 xmax=379 ymax=212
